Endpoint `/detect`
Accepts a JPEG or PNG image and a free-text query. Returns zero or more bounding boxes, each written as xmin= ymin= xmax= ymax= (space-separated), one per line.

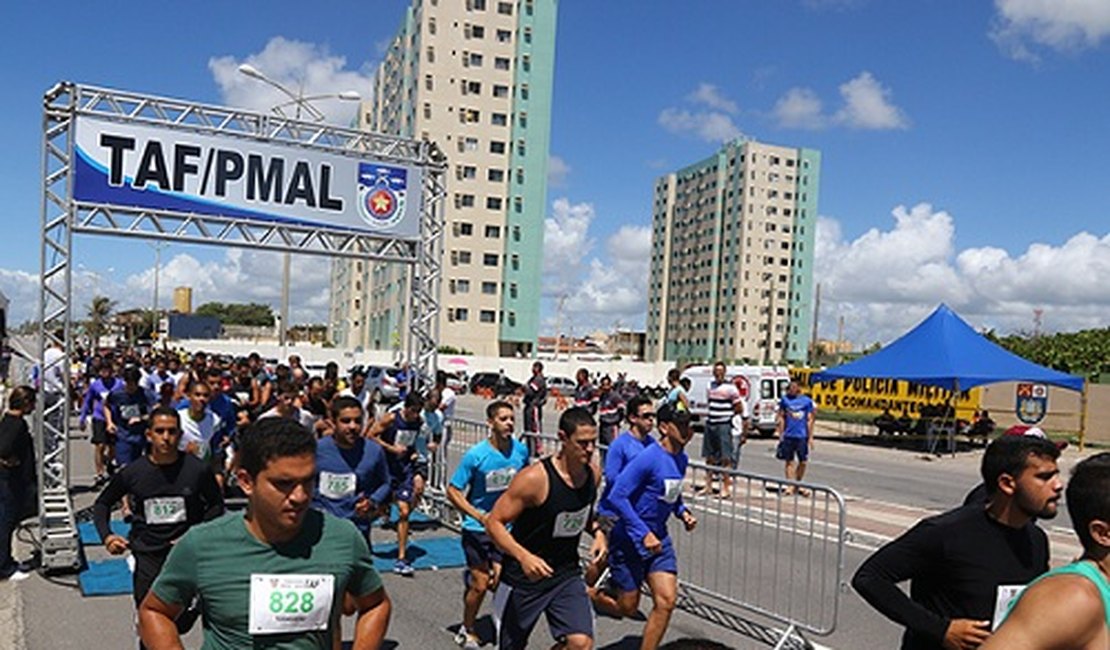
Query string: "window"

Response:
xmin=497 ymin=1 xmax=512 ymax=14
xmin=496 ymin=29 xmax=512 ymax=43
xmin=487 ymin=168 xmax=505 ymax=182
xmin=458 ymin=251 xmax=472 ymax=264
xmin=524 ymin=26 xmax=532 ymax=43
xmin=485 ymin=225 xmax=501 ymax=238
xmin=518 ymin=111 xmax=528 ymax=127
xmin=454 ymin=307 xmax=469 ymax=322
xmin=516 ymin=139 xmax=526 ymax=155
xmin=456 ymin=165 xmax=477 ymax=179
xmin=508 ymin=312 xmax=516 ymax=327
xmin=456 ymin=279 xmax=470 ymax=293
xmin=426 ymin=46 xmax=435 ymax=63
xmin=489 ymin=140 xmax=506 ymax=154
xmin=467 ymin=24 xmax=485 ymax=39
xmin=428 ymin=17 xmax=437 ymax=34
xmin=455 ymin=193 xmax=475 ymax=208
xmin=467 ymin=52 xmax=483 ymax=67
xmin=460 ymin=108 xmax=480 ymax=124
xmin=521 ymin=54 xmax=531 ymax=72
xmin=466 ymin=0 xmax=486 ymax=10
xmin=494 ymin=57 xmax=511 ymax=71
xmin=463 ymin=80 xmax=482 ymax=95
xmin=515 ymin=168 xmax=524 ymax=184
xmin=519 ymin=83 xmax=529 ymax=100
xmin=423 ymin=103 xmax=431 ymax=119
xmin=480 ymin=310 xmax=496 ymax=323
xmin=509 ymin=282 xmax=518 ymax=298
xmin=512 ymin=225 xmax=521 ymax=241
xmin=514 ymin=196 xmax=523 ymax=213
xmin=460 ymin=136 xmax=478 ymax=152
xmin=486 ymin=196 xmax=503 ymax=210
xmin=458 ymin=222 xmax=474 ymax=236
xmin=491 ymin=113 xmax=508 ymax=126
xmin=510 ymin=254 xmax=520 ymax=270
xmin=424 ymin=74 xmax=434 ymax=91
xmin=483 ymin=253 xmax=499 ymax=266
xmin=481 ymin=281 xmax=498 ymax=295
xmin=493 ymin=84 xmax=509 ymax=98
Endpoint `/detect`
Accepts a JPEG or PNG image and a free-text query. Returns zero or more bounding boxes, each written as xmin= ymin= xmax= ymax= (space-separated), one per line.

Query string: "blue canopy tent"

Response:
xmin=812 ymin=304 xmax=1085 ymax=452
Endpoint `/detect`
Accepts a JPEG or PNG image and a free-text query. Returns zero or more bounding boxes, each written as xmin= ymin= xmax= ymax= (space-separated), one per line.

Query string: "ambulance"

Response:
xmin=681 ymin=365 xmax=792 ymax=436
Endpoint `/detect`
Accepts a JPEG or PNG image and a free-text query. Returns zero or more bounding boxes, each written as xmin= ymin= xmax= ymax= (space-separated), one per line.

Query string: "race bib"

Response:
xmin=249 ymin=574 xmax=334 ymax=635
xmin=992 ymin=584 xmax=1025 ymax=630
xmin=395 ymin=428 xmax=417 ymax=448
xmin=484 ymin=467 xmax=516 ymax=493
xmin=319 ymin=471 xmax=357 ymax=500
xmin=144 ymin=497 xmax=186 ymax=525
xmin=662 ymin=478 xmax=683 ymax=504
xmin=120 ymin=404 xmax=142 ymax=420
xmin=552 ymin=504 xmax=590 ymax=538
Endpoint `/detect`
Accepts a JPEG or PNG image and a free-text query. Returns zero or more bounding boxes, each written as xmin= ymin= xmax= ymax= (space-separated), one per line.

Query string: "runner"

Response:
xmin=593 ymin=404 xmax=698 ymax=650
xmin=776 ymin=380 xmax=816 ymax=496
xmin=259 ymin=379 xmax=317 ymax=431
xmin=486 ymin=406 xmax=607 ymax=650
xmin=662 ymin=369 xmax=688 ymax=412
xmin=521 ymin=362 xmax=547 ymax=458
xmin=589 ymin=395 xmax=658 ymax=588
xmin=596 ymin=376 xmax=624 ymax=448
xmin=138 ymin=416 xmax=392 ymax=648
xmin=93 ymin=406 xmax=224 ymax=647
xmin=312 ymin=396 xmax=391 ymax=550
xmin=983 ymin=452 xmax=1110 ymax=650
xmin=104 ymin=366 xmax=152 ymax=468
xmin=447 ymin=400 xmax=530 ymax=649
xmin=141 ymin=357 xmax=176 ymax=404
xmin=853 ymin=435 xmax=1062 ymax=650
xmin=176 ymin=380 xmax=222 ymax=471
xmin=79 ymin=360 xmax=120 ymax=484
xmin=368 ymin=392 xmax=426 ymax=576
xmin=573 ymin=369 xmax=598 ymax=415
xmin=340 ymin=368 xmax=373 ymax=423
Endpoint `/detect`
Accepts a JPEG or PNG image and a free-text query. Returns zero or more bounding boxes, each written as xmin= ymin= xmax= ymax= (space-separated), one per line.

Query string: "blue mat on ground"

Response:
xmin=78 ymin=520 xmax=130 ymax=546
xmin=371 ymin=535 xmax=464 ymax=572
xmin=372 ymin=504 xmax=434 ymax=528
xmin=79 ymin=558 xmax=132 ymax=596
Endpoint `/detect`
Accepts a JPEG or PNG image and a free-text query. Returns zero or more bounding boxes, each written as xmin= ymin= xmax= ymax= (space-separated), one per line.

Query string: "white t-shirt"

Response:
xmin=259 ymin=406 xmax=317 ymax=431
xmin=439 ymin=386 xmax=457 ymax=419
xmin=178 ymin=408 xmax=221 ymax=459
xmin=339 ymin=387 xmax=373 ymax=414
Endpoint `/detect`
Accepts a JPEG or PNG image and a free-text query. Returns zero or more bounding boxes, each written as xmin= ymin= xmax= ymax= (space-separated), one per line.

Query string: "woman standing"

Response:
xmin=0 ymin=385 xmax=36 ymax=579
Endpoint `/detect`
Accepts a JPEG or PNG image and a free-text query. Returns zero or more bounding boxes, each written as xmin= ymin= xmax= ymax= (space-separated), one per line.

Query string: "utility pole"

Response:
xmin=810 ymin=282 xmax=821 ymax=364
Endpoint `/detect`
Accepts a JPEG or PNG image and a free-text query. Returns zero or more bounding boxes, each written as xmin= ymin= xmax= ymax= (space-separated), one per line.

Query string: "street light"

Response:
xmin=237 ymin=64 xmax=362 ymax=355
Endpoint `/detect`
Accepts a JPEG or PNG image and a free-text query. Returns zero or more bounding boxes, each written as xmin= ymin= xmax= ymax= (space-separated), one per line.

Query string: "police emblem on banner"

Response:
xmin=357 ymin=164 xmax=407 ymax=229
xmin=1015 ymin=382 xmax=1048 ymax=425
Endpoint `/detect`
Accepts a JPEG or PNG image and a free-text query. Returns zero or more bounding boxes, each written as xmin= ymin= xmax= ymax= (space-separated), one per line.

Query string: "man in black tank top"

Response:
xmin=487 ymin=407 xmax=607 ymax=650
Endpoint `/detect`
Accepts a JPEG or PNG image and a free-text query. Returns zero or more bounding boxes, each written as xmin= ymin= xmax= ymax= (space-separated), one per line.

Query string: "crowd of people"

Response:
xmin=2 ymin=345 xmax=1107 ymax=649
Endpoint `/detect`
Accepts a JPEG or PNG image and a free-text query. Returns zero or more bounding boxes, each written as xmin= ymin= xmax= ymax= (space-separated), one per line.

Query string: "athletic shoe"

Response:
xmin=453 ymin=627 xmax=469 ymax=646
xmin=393 ymin=559 xmax=414 ymax=576
xmin=454 ymin=626 xmax=481 ymax=649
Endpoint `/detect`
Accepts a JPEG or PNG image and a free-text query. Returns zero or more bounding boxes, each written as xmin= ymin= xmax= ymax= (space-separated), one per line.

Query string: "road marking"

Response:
xmin=810 ymin=460 xmax=875 ymax=474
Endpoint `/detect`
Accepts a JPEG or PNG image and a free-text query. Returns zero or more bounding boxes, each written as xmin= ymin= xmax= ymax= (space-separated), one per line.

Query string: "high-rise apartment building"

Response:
xmin=328 ymin=0 xmax=557 ymax=357
xmin=645 ymin=138 xmax=820 ymax=364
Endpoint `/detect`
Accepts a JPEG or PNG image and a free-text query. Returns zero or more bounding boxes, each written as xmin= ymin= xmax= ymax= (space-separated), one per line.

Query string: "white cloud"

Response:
xmin=772 ymin=87 xmax=827 ymax=130
xmin=815 ymin=203 xmax=1110 ymax=345
xmin=547 ymin=155 xmax=571 ymax=188
xmin=833 ymin=72 xmax=910 ymax=130
xmin=659 ymin=83 xmax=744 ymax=142
xmin=541 ymin=199 xmax=652 ymax=334
xmin=991 ymin=0 xmax=1110 ymax=61
xmin=208 ymin=37 xmax=374 ymax=125
xmin=772 ymin=71 xmax=908 ymax=131
xmin=686 ymin=83 xmax=739 ymax=114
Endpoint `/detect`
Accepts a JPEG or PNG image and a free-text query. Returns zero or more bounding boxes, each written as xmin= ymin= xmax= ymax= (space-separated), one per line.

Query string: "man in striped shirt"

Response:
xmin=700 ymin=362 xmax=744 ymax=499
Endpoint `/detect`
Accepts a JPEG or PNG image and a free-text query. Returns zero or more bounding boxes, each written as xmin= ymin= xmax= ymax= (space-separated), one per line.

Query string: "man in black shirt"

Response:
xmin=93 ymin=405 xmax=224 ymax=638
xmin=853 ymin=435 xmax=1063 ymax=650
xmin=0 ymin=386 xmax=36 ymax=580
xmin=522 ymin=361 xmax=547 ymax=457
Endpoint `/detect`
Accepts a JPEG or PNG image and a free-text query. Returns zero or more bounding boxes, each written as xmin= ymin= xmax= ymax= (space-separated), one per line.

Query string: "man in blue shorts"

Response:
xmin=313 ymin=396 xmax=391 ymax=550
xmin=368 ymin=392 xmax=425 ymax=576
xmin=776 ymin=381 xmax=816 ymax=496
xmin=447 ymin=400 xmax=529 ymax=649
xmin=596 ymin=404 xmax=697 ymax=650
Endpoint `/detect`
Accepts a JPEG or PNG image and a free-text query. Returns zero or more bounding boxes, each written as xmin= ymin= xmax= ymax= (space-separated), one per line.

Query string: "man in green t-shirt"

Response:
xmin=138 ymin=417 xmax=391 ymax=649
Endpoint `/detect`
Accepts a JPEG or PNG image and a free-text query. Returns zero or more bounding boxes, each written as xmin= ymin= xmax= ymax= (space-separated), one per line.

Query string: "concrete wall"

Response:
xmin=979 ymin=381 xmax=1110 ymax=446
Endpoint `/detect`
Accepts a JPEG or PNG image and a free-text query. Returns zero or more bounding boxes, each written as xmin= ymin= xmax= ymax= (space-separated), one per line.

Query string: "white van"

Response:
xmin=681 ymin=365 xmax=792 ymax=436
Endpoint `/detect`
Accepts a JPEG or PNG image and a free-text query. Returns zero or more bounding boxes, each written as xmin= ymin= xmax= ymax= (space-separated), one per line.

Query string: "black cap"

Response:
xmin=657 ymin=403 xmax=692 ymax=428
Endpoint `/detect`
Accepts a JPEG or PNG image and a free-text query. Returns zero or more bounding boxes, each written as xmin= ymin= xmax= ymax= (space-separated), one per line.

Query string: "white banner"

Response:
xmin=73 ymin=116 xmax=422 ymax=238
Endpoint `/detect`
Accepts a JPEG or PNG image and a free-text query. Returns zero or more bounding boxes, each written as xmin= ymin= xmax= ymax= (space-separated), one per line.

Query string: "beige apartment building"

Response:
xmin=329 ymin=0 xmax=556 ymax=357
xmin=646 ymin=138 xmax=821 ymax=364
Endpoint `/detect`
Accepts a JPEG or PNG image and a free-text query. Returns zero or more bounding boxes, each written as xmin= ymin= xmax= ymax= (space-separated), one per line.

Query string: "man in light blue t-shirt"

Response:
xmin=447 ymin=400 xmax=529 ymax=649
xmin=776 ymin=381 xmax=816 ymax=496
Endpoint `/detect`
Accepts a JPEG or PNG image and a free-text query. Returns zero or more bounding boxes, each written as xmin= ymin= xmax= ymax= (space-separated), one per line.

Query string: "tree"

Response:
xmin=195 ymin=302 xmax=275 ymax=327
xmin=86 ymin=295 xmax=117 ymax=345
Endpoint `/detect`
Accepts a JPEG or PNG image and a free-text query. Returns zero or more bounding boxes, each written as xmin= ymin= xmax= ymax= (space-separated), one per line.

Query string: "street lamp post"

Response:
xmin=236 ymin=63 xmax=361 ymax=357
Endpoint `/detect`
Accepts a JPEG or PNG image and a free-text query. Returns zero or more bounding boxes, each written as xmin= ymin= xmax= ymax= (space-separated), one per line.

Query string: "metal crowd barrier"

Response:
xmin=423 ymin=417 xmax=847 ymax=649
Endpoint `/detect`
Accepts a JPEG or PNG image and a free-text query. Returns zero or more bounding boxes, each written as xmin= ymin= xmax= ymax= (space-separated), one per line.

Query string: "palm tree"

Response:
xmin=87 ymin=295 xmax=117 ymax=347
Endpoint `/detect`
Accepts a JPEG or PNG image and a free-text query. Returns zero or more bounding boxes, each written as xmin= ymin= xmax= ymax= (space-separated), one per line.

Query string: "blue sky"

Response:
xmin=2 ymin=0 xmax=1109 ymax=345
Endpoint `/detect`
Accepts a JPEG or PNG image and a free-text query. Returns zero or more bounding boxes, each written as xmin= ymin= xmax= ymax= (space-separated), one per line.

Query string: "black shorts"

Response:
xmin=90 ymin=419 xmax=111 ymax=445
xmin=461 ymin=530 xmax=502 ymax=568
xmin=494 ymin=576 xmax=594 ymax=650
xmin=132 ymin=549 xmax=170 ymax=608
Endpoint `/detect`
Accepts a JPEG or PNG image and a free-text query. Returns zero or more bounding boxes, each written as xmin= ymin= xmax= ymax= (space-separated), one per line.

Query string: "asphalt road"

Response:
xmin=3 ymin=393 xmax=1088 ymax=649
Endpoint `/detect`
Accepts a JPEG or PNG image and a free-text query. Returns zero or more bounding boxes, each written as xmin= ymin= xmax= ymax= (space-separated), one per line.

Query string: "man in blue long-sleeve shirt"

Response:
xmin=79 ymin=361 xmax=120 ymax=483
xmin=593 ymin=403 xmax=697 ymax=650
xmin=312 ymin=395 xmax=391 ymax=551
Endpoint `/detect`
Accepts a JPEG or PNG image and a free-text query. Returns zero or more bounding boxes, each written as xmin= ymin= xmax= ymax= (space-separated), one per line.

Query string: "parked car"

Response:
xmin=546 ymin=375 xmax=576 ymax=395
xmin=350 ymin=364 xmax=405 ymax=404
xmin=469 ymin=371 xmax=521 ymax=396
xmin=438 ymin=370 xmax=467 ymax=394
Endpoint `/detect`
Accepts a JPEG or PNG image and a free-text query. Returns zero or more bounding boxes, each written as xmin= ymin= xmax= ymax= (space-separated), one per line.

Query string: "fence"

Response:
xmin=422 ymin=417 xmax=847 ymax=649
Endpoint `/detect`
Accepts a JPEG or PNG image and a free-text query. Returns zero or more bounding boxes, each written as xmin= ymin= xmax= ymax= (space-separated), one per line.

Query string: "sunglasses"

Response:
xmin=572 ymin=438 xmax=598 ymax=450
